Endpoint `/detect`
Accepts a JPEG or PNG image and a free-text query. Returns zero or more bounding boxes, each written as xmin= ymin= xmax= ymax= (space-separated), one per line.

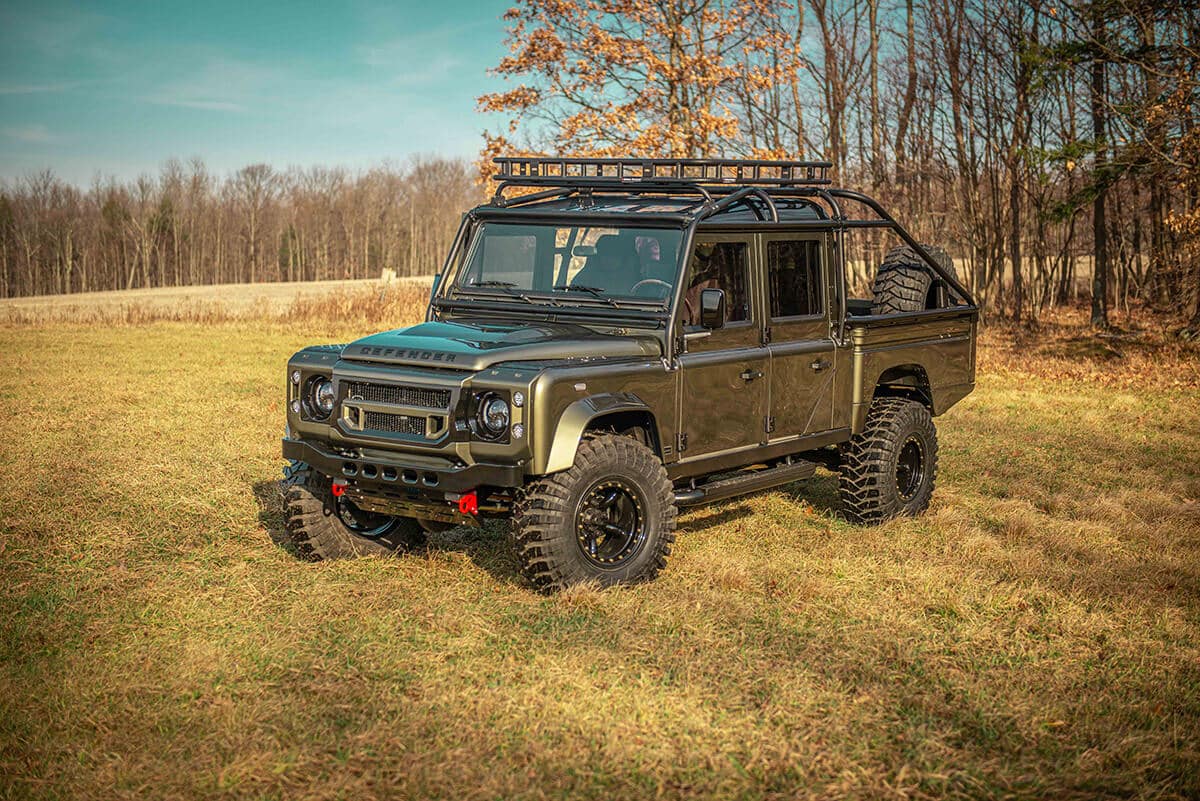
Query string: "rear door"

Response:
xmin=763 ymin=234 xmax=837 ymax=438
xmin=676 ymin=234 xmax=768 ymax=459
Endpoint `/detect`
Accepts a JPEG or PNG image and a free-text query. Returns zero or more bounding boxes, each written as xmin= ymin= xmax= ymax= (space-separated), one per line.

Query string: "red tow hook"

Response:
xmin=458 ymin=491 xmax=478 ymax=516
xmin=331 ymin=479 xmax=348 ymax=498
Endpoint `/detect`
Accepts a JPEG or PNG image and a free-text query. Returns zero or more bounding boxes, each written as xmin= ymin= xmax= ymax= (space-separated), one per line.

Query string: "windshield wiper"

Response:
xmin=554 ymin=284 xmax=669 ymax=310
xmin=458 ymin=280 xmax=539 ymax=304
xmin=554 ymin=284 xmax=619 ymax=306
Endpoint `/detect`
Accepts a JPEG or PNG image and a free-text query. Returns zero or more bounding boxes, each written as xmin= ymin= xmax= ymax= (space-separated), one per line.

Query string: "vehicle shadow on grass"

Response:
xmin=252 ymin=479 xmax=296 ymax=554
xmin=252 ymin=471 xmax=845 ymax=583
xmin=781 ymin=471 xmax=842 ymax=515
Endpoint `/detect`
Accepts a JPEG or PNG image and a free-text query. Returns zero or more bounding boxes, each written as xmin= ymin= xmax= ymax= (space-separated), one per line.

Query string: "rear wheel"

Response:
xmin=838 ymin=397 xmax=938 ymax=525
xmin=510 ymin=434 xmax=676 ymax=592
xmin=281 ymin=461 xmax=426 ymax=560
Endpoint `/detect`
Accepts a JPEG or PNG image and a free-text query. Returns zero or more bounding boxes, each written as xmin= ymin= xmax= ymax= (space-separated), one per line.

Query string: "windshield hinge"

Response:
xmin=762 ymin=326 xmax=772 ymax=345
xmin=764 ymin=416 xmax=776 ymax=434
xmin=676 ymin=432 xmax=689 ymax=453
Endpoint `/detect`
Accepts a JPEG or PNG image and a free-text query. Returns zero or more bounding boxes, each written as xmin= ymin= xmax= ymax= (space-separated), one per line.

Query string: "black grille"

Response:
xmin=344 ymin=382 xmax=451 ymax=409
xmin=362 ymin=411 xmax=426 ymax=436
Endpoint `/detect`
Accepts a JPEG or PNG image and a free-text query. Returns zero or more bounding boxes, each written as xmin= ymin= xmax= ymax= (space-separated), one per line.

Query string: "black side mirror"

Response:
xmin=700 ymin=288 xmax=725 ymax=329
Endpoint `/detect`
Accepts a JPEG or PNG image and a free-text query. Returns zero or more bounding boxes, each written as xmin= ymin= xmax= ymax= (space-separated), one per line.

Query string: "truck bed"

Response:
xmin=839 ymin=306 xmax=977 ymax=433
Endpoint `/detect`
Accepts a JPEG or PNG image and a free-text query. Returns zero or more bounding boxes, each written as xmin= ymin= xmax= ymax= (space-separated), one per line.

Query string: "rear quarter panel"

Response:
xmin=840 ymin=311 xmax=977 ymax=433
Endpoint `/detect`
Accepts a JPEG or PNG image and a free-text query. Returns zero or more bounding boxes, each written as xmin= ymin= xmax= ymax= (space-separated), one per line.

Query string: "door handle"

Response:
xmin=740 ymin=369 xmax=764 ymax=382
xmin=810 ymin=359 xmax=832 ymax=372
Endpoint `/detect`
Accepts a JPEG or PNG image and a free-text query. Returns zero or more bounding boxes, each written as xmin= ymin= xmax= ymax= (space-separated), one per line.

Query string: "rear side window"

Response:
xmin=768 ymin=240 xmax=823 ymax=318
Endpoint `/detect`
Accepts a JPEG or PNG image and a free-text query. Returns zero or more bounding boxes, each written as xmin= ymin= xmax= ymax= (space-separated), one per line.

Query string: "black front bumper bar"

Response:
xmin=282 ymin=438 xmax=524 ymax=494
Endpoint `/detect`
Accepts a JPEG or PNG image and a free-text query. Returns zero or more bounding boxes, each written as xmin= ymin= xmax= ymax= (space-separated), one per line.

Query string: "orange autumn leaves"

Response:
xmin=478 ymin=0 xmax=779 ymax=177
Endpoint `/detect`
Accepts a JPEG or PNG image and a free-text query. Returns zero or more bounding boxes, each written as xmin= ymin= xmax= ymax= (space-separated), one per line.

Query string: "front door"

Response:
xmin=763 ymin=235 xmax=837 ymax=438
xmin=676 ymin=235 xmax=768 ymax=460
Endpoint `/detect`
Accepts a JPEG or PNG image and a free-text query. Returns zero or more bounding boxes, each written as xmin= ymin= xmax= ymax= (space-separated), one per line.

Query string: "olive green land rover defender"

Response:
xmin=281 ymin=158 xmax=977 ymax=591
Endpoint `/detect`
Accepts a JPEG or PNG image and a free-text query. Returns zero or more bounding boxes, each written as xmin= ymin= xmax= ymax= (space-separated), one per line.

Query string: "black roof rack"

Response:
xmin=482 ymin=157 xmax=976 ymax=309
xmin=493 ymin=157 xmax=832 ymax=188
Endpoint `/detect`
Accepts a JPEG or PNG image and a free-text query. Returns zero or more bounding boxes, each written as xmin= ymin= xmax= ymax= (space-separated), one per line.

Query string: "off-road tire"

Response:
xmin=838 ymin=397 xmax=938 ymax=525
xmin=510 ymin=434 xmax=676 ymax=592
xmin=281 ymin=460 xmax=426 ymax=560
xmin=870 ymin=244 xmax=952 ymax=314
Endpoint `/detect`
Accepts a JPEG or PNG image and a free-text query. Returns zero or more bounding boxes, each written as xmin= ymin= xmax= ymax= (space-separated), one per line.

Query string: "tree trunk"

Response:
xmin=1090 ymin=4 xmax=1109 ymax=329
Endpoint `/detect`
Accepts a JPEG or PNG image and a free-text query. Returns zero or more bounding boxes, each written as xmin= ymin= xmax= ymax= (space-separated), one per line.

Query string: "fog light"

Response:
xmin=291 ymin=369 xmax=301 ymax=384
xmin=290 ymin=399 xmax=301 ymax=414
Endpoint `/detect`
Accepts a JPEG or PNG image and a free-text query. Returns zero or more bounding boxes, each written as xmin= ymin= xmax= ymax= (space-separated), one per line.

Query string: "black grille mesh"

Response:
xmin=362 ymin=411 xmax=426 ymax=436
xmin=344 ymin=382 xmax=451 ymax=409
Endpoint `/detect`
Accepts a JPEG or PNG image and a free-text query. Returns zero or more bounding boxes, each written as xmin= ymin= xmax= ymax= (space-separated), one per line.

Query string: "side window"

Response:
xmin=683 ymin=240 xmax=750 ymax=327
xmin=767 ymin=240 xmax=823 ymax=318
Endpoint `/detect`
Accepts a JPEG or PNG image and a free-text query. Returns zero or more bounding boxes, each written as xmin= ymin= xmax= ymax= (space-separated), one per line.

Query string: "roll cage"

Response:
xmin=430 ymin=157 xmax=977 ymax=355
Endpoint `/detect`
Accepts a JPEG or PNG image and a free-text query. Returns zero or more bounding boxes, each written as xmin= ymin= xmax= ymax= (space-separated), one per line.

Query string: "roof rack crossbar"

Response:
xmin=493 ymin=157 xmax=833 ymax=189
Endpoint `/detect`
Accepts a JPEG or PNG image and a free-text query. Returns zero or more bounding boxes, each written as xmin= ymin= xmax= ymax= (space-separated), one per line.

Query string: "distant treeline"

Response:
xmin=0 ymin=156 xmax=479 ymax=298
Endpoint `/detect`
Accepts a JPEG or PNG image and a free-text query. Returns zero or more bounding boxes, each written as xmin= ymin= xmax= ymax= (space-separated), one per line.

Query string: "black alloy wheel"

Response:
xmin=575 ymin=478 xmax=648 ymax=568
xmin=895 ymin=435 xmax=926 ymax=501
xmin=335 ymin=495 xmax=400 ymax=539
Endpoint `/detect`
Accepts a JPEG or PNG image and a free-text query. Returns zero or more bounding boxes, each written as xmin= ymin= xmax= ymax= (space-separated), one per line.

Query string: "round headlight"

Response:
xmin=305 ymin=376 xmax=336 ymax=419
xmin=477 ymin=394 xmax=510 ymax=436
xmin=315 ymin=380 xmax=336 ymax=413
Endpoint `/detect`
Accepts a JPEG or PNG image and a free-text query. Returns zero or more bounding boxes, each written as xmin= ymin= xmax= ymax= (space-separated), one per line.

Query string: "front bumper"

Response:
xmin=282 ymin=438 xmax=525 ymax=493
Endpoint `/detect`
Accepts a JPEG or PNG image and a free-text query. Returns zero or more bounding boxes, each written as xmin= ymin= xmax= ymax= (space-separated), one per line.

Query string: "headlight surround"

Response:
xmin=303 ymin=375 xmax=336 ymax=420
xmin=474 ymin=392 xmax=510 ymax=439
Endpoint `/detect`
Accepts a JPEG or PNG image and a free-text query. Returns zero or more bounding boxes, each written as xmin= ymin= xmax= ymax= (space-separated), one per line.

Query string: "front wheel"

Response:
xmin=838 ymin=397 xmax=938 ymax=525
xmin=510 ymin=434 xmax=676 ymax=592
xmin=281 ymin=461 xmax=426 ymax=560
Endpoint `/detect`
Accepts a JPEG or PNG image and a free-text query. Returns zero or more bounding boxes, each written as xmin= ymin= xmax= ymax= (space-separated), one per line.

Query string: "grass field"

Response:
xmin=2 ymin=294 xmax=1199 ymax=799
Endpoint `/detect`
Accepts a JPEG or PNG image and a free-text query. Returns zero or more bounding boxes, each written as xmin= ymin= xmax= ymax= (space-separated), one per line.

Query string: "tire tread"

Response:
xmin=838 ymin=397 xmax=939 ymax=525
xmin=510 ymin=434 xmax=676 ymax=592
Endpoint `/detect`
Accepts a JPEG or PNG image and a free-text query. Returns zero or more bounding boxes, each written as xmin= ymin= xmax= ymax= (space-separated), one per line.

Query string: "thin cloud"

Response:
xmin=148 ymin=98 xmax=245 ymax=112
xmin=3 ymin=124 xmax=58 ymax=144
xmin=0 ymin=81 xmax=85 ymax=95
xmin=140 ymin=55 xmax=285 ymax=114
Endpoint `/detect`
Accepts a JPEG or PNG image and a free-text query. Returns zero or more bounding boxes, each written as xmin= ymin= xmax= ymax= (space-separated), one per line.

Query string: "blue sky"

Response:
xmin=0 ymin=0 xmax=513 ymax=184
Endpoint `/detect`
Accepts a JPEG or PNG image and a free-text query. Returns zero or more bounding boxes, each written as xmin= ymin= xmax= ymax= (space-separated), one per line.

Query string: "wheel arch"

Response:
xmin=852 ymin=363 xmax=934 ymax=433
xmin=537 ymin=394 xmax=662 ymax=475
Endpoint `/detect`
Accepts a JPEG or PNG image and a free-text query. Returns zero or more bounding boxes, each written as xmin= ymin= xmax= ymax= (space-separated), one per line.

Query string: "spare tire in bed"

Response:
xmin=869 ymin=244 xmax=952 ymax=314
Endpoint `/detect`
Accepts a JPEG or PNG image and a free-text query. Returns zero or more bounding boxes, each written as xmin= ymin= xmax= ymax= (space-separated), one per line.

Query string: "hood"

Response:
xmin=340 ymin=319 xmax=662 ymax=371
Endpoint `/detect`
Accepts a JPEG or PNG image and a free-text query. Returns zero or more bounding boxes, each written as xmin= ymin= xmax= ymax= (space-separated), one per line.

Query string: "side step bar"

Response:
xmin=673 ymin=460 xmax=817 ymax=507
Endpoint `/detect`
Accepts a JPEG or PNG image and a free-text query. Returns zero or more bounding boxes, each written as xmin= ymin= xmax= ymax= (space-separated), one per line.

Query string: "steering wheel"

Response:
xmin=630 ymin=278 xmax=672 ymax=299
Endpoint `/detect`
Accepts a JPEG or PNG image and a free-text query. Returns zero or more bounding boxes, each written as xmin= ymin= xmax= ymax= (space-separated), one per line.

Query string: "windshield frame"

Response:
xmin=445 ymin=219 xmax=687 ymax=311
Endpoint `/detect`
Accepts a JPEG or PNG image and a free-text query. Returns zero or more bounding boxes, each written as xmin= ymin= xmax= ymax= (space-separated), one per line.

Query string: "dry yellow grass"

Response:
xmin=0 ymin=279 xmax=434 ymax=327
xmin=0 ymin=305 xmax=1198 ymax=800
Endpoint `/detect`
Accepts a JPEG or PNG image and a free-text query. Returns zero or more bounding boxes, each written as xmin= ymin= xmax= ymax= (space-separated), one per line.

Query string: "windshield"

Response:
xmin=454 ymin=222 xmax=683 ymax=304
